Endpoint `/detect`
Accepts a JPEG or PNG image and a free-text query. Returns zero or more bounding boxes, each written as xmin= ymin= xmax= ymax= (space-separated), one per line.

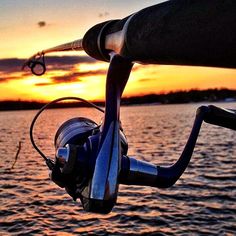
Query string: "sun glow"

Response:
xmin=123 ymin=65 xmax=236 ymax=97
xmin=0 ymin=60 xmax=236 ymax=102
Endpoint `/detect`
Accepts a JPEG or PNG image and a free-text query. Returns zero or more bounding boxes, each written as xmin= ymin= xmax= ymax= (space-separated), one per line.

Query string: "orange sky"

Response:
xmin=0 ymin=0 xmax=236 ymax=102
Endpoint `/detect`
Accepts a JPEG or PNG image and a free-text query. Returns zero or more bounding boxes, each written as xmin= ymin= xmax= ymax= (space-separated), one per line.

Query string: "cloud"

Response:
xmin=0 ymin=56 xmax=100 ymax=85
xmin=138 ymin=78 xmax=154 ymax=83
xmin=0 ymin=56 xmax=97 ymax=75
xmin=45 ymin=56 xmax=96 ymax=68
xmin=0 ymin=77 xmax=9 ymax=83
xmin=35 ymin=69 xmax=106 ymax=86
xmin=0 ymin=75 xmax=20 ymax=83
xmin=38 ymin=21 xmax=46 ymax=28
xmin=98 ymin=12 xmax=109 ymax=18
xmin=51 ymin=72 xmax=83 ymax=83
xmin=34 ymin=82 xmax=53 ymax=86
xmin=51 ymin=70 xmax=106 ymax=82
xmin=0 ymin=58 xmax=26 ymax=74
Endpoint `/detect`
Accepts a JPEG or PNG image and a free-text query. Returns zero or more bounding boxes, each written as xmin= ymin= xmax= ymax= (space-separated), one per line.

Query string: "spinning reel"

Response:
xmin=24 ymin=1 xmax=236 ymax=214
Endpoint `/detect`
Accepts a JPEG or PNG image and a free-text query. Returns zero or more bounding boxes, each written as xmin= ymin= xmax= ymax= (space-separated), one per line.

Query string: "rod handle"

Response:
xmin=83 ymin=0 xmax=236 ymax=68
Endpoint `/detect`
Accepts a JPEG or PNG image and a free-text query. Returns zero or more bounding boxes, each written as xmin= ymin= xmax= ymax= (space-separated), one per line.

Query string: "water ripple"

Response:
xmin=0 ymin=104 xmax=235 ymax=235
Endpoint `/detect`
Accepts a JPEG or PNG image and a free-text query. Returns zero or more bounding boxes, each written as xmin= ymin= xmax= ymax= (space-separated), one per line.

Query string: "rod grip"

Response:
xmin=83 ymin=0 xmax=236 ymax=68
xmin=204 ymin=105 xmax=236 ymax=130
xmin=122 ymin=0 xmax=236 ymax=67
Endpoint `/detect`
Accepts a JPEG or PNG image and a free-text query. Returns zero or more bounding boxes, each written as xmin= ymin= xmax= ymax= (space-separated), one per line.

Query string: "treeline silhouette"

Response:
xmin=0 ymin=89 xmax=235 ymax=111
xmin=122 ymin=88 xmax=236 ymax=105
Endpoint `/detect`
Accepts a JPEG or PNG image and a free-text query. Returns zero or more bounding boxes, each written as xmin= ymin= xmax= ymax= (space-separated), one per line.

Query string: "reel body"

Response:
xmin=52 ymin=116 xmax=128 ymax=213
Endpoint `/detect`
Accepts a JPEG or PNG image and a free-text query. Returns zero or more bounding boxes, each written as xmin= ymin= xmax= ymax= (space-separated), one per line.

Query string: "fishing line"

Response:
xmin=29 ymin=96 xmax=104 ymax=167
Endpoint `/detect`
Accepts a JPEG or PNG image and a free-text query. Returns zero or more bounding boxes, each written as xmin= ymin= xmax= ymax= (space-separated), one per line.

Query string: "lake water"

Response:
xmin=0 ymin=103 xmax=236 ymax=235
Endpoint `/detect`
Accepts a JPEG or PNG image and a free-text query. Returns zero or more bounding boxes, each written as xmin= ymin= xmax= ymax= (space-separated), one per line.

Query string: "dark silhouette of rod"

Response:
xmin=84 ymin=0 xmax=236 ymax=68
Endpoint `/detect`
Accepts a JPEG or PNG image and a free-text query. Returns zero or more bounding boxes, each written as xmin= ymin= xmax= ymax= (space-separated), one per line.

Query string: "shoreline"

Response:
xmin=0 ymin=89 xmax=235 ymax=111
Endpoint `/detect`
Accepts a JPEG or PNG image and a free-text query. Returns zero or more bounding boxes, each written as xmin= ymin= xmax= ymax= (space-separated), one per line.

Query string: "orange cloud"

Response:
xmin=34 ymin=69 xmax=106 ymax=86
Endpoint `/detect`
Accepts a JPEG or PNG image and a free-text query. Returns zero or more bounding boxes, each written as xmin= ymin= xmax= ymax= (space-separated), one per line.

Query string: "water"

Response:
xmin=0 ymin=103 xmax=236 ymax=235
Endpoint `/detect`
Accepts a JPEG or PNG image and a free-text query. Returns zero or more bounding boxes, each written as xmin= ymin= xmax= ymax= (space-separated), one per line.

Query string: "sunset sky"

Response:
xmin=0 ymin=0 xmax=236 ymax=102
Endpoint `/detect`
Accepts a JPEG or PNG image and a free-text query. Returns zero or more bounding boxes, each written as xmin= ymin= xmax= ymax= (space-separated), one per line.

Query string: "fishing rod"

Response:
xmin=23 ymin=0 xmax=236 ymax=213
xmin=23 ymin=0 xmax=236 ymax=75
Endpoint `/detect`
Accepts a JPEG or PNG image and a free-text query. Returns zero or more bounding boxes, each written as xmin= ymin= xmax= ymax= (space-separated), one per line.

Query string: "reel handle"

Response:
xmin=120 ymin=105 xmax=236 ymax=189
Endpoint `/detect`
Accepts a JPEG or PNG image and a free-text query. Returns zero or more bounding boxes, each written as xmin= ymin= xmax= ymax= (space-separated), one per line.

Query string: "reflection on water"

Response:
xmin=0 ymin=103 xmax=235 ymax=235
